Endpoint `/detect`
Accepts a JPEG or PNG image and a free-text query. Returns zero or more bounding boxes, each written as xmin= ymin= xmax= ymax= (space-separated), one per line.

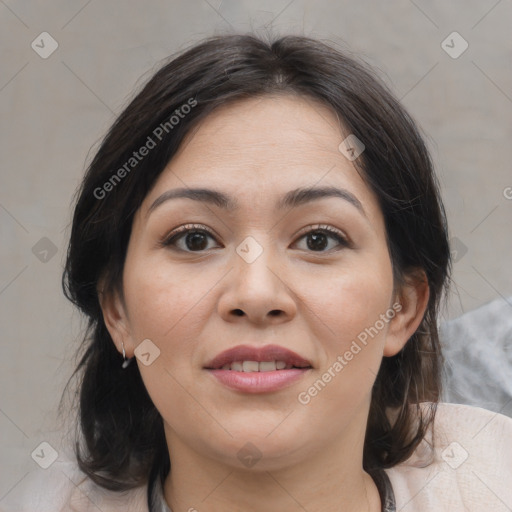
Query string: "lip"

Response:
xmin=204 ymin=344 xmax=312 ymax=394
xmin=208 ymin=368 xmax=310 ymax=393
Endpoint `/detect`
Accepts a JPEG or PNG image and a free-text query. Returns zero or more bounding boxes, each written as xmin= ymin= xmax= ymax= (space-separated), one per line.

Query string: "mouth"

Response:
xmin=204 ymin=344 xmax=313 ymax=371
xmin=213 ymin=360 xmax=310 ymax=371
xmin=204 ymin=344 xmax=312 ymax=393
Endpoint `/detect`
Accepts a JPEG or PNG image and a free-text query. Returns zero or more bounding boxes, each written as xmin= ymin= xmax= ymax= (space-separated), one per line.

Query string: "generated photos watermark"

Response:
xmin=93 ymin=97 xmax=197 ymax=200
xmin=297 ymin=302 xmax=402 ymax=405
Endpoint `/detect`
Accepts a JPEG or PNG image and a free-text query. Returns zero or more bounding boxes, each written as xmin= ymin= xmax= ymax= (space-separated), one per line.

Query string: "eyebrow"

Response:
xmin=147 ymin=185 xmax=366 ymax=218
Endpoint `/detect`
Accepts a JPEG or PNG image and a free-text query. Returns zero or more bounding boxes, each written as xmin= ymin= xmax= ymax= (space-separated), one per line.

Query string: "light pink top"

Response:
xmin=2 ymin=402 xmax=511 ymax=511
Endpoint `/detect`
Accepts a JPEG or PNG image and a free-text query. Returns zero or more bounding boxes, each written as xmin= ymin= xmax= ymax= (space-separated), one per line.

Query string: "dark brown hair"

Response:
xmin=61 ymin=33 xmax=451 ymax=498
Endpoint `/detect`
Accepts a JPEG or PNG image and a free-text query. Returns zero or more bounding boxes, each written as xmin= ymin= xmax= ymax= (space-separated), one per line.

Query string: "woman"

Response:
xmin=7 ymin=33 xmax=512 ymax=512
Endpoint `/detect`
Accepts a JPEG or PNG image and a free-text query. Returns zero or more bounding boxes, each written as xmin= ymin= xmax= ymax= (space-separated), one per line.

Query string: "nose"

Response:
xmin=217 ymin=237 xmax=297 ymax=325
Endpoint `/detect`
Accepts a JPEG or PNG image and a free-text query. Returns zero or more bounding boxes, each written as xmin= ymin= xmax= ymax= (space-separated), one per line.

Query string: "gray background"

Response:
xmin=1 ymin=0 xmax=511 ymax=500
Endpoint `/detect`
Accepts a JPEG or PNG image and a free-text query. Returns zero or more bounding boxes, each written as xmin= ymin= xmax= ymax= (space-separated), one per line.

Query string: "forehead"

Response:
xmin=176 ymin=93 xmax=346 ymax=167
xmin=141 ymin=94 xmax=382 ymax=225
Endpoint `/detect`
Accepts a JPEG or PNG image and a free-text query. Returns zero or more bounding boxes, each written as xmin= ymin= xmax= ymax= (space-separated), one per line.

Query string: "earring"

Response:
xmin=121 ymin=342 xmax=133 ymax=369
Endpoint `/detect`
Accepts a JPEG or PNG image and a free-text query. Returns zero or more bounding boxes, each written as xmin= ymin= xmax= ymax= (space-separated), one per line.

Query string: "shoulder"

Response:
xmin=0 ymin=455 xmax=149 ymax=512
xmin=384 ymin=401 xmax=512 ymax=510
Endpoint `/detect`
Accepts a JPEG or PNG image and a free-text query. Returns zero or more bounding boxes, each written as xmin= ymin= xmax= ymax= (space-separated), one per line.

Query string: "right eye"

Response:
xmin=161 ymin=224 xmax=221 ymax=253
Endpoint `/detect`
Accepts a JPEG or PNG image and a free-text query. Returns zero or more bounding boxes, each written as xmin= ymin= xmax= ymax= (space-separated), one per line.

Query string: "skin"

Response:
xmin=100 ymin=94 xmax=429 ymax=512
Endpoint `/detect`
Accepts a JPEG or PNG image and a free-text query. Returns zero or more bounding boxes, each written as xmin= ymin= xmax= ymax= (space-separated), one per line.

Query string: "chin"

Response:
xmin=205 ymin=424 xmax=313 ymax=470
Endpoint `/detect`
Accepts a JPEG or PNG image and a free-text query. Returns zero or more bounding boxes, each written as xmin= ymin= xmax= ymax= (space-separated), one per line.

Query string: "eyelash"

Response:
xmin=160 ymin=223 xmax=350 ymax=253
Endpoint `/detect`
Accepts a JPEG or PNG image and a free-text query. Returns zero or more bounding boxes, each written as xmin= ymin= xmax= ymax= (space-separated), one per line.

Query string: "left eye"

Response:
xmin=293 ymin=226 xmax=349 ymax=252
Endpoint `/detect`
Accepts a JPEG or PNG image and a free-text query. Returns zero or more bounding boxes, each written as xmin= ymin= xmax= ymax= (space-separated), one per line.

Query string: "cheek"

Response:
xmin=123 ymin=254 xmax=210 ymax=341
xmin=302 ymin=258 xmax=395 ymax=409
xmin=311 ymin=256 xmax=394 ymax=346
xmin=122 ymin=257 xmax=209 ymax=419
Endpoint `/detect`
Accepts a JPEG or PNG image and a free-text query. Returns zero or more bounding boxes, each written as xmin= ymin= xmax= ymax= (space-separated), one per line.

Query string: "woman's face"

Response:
xmin=104 ymin=94 xmax=419 ymax=470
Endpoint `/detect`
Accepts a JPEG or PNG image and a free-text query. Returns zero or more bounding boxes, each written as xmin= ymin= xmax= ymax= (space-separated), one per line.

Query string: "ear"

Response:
xmin=383 ymin=269 xmax=430 ymax=357
xmin=97 ymin=278 xmax=134 ymax=358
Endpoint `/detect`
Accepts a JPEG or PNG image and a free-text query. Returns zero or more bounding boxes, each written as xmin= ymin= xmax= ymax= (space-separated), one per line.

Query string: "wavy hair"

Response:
xmin=60 ymin=33 xmax=451 ymax=495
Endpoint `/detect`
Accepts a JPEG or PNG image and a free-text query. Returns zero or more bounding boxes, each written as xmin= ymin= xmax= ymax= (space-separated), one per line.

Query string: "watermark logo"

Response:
xmin=237 ymin=442 xmax=262 ymax=468
xmin=449 ymin=236 xmax=468 ymax=263
xmin=31 ymin=441 xmax=58 ymax=469
xmin=441 ymin=32 xmax=468 ymax=59
xmin=31 ymin=32 xmax=58 ymax=59
xmin=134 ymin=338 xmax=161 ymax=366
xmin=441 ymin=441 xmax=468 ymax=469
xmin=32 ymin=237 xmax=58 ymax=263
xmin=339 ymin=134 xmax=365 ymax=161
xmin=236 ymin=236 xmax=264 ymax=264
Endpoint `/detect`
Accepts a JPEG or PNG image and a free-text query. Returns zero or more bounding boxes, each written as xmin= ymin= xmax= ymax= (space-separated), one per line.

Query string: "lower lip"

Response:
xmin=207 ymin=369 xmax=310 ymax=393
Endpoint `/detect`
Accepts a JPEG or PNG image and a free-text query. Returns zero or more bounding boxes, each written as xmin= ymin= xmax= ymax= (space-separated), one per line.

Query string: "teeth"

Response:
xmin=242 ymin=361 xmax=259 ymax=372
xmin=259 ymin=361 xmax=277 ymax=372
xmin=221 ymin=360 xmax=289 ymax=372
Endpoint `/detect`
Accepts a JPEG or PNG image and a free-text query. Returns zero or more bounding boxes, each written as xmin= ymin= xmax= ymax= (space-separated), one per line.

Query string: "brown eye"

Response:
xmin=294 ymin=226 xmax=350 ymax=253
xmin=162 ymin=225 xmax=219 ymax=252
xmin=306 ymin=232 xmax=329 ymax=251
xmin=182 ymin=231 xmax=210 ymax=251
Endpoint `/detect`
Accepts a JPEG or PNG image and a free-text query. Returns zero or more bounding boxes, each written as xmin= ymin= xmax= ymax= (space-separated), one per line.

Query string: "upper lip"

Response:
xmin=204 ymin=344 xmax=312 ymax=369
